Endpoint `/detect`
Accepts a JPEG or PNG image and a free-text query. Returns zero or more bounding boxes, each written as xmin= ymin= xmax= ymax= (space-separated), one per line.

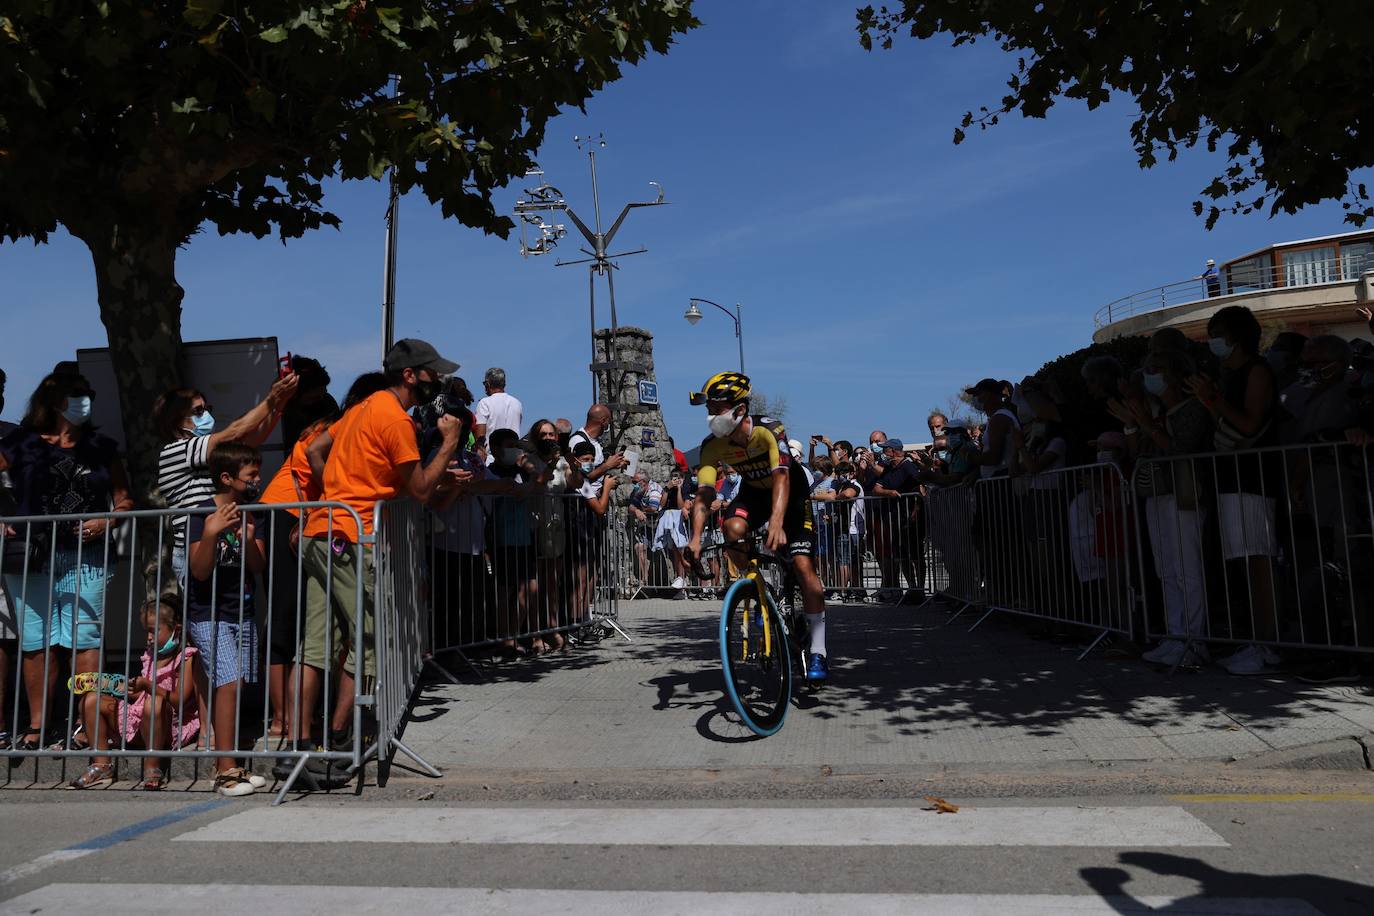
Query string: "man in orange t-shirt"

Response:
xmin=285 ymin=338 xmax=466 ymax=768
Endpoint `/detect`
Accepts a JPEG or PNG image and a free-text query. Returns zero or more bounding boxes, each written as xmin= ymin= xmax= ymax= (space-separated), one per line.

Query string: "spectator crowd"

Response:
xmin=1 ymin=301 xmax=1374 ymax=793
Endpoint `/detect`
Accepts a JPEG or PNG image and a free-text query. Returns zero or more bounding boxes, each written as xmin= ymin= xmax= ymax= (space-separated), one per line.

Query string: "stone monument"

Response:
xmin=592 ymin=325 xmax=678 ymax=487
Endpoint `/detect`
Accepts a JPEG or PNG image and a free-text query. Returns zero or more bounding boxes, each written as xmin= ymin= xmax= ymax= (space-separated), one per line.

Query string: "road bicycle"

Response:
xmin=706 ymin=536 xmax=815 ymax=737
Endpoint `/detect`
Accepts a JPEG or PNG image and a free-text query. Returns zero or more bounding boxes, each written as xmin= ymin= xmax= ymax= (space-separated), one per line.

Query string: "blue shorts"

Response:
xmin=187 ymin=618 xmax=259 ymax=688
xmin=6 ymin=553 xmax=108 ymax=652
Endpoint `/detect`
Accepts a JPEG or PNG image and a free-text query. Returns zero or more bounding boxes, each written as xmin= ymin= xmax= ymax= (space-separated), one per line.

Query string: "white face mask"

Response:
xmin=62 ymin=395 xmax=92 ymax=426
xmin=708 ymin=407 xmax=744 ymax=439
xmin=1208 ymin=337 xmax=1234 ymax=359
xmin=1096 ymin=451 xmax=1116 ymax=465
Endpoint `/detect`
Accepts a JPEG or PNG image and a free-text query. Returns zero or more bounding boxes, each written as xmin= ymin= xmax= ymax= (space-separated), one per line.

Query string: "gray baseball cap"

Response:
xmin=384 ymin=338 xmax=458 ymax=376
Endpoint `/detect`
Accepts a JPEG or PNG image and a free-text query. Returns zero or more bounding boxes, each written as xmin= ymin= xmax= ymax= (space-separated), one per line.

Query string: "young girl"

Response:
xmin=67 ymin=595 xmax=201 ymax=790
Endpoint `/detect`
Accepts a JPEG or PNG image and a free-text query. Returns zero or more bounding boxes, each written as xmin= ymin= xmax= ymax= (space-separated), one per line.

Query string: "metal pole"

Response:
xmin=735 ymin=302 xmax=745 ymax=373
xmin=588 ymin=267 xmax=598 ymax=403
xmin=382 ymin=168 xmax=399 ymax=360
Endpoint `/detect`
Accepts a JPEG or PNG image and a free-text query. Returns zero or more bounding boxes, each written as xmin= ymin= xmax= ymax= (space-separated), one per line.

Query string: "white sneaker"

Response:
xmin=670 ymin=577 xmax=686 ymax=589
xmin=214 ymin=768 xmax=256 ymax=797
xmin=1221 ymin=644 xmax=1279 ymax=676
xmin=1142 ymin=640 xmax=1185 ymax=666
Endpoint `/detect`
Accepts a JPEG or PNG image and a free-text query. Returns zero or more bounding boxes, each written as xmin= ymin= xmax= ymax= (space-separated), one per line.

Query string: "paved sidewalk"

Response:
xmin=401 ymin=598 xmax=1374 ymax=775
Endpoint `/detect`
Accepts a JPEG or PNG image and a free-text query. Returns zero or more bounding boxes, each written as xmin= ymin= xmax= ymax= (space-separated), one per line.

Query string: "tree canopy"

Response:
xmin=0 ymin=0 xmax=696 ymax=494
xmin=857 ymin=1 xmax=1373 ymax=228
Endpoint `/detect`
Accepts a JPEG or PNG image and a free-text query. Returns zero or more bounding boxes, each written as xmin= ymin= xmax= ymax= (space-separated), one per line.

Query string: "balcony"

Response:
xmin=1093 ymin=249 xmax=1374 ymax=342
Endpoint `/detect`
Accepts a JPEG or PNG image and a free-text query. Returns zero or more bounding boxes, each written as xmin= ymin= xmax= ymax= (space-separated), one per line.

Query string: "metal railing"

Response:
xmin=615 ymin=494 xmax=944 ymax=602
xmin=0 ymin=501 xmax=368 ymax=803
xmin=1132 ymin=441 xmax=1374 ymax=657
xmin=968 ymin=463 xmax=1138 ymax=655
xmin=1094 ymin=255 xmax=1369 ymax=329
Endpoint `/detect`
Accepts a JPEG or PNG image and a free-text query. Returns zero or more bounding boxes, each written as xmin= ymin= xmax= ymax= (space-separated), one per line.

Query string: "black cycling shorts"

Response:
xmin=724 ymin=466 xmax=816 ymax=560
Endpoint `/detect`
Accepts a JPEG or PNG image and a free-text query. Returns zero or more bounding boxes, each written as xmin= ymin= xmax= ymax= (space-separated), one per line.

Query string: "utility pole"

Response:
xmin=380 ymin=76 xmax=400 ymax=360
xmin=514 ymin=135 xmax=667 ymax=413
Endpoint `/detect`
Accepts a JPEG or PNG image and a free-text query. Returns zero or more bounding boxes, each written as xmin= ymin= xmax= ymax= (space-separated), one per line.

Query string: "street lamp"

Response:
xmin=685 ymin=297 xmax=745 ymax=373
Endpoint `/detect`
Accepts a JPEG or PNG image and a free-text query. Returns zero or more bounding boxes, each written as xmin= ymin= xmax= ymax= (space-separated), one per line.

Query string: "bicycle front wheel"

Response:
xmin=719 ymin=577 xmax=791 ymax=737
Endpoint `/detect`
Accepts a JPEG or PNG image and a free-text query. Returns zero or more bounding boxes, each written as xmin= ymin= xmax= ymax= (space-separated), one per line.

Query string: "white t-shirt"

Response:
xmin=475 ymin=391 xmax=523 ymax=439
xmin=1030 ymin=436 xmax=1068 ymax=491
xmin=980 ymin=408 xmax=1021 ymax=479
xmin=569 ymin=427 xmax=605 ymax=498
xmin=157 ymin=436 xmax=215 ymax=548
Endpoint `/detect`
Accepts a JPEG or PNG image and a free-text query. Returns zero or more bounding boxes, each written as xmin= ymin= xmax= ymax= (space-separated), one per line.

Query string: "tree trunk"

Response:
xmin=78 ymin=222 xmax=187 ymax=599
xmin=82 ymin=223 xmax=187 ymax=505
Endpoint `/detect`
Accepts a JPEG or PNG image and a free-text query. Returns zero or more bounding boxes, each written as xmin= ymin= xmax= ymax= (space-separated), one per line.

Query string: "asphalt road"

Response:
xmin=1 ymin=792 xmax=1372 ymax=915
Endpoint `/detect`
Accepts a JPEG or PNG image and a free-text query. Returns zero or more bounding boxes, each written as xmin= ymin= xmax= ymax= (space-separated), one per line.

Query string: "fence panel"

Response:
xmin=425 ymin=492 xmax=623 ymax=658
xmin=972 ymin=463 xmax=1137 ymax=644
xmin=0 ymin=501 xmax=366 ymax=803
xmin=1132 ymin=441 xmax=1374 ymax=655
xmin=923 ymin=483 xmax=982 ymax=609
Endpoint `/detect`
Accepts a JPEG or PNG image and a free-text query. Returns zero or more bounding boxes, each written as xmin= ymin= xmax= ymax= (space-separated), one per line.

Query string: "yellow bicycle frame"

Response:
xmin=739 ymin=560 xmax=773 ymax=661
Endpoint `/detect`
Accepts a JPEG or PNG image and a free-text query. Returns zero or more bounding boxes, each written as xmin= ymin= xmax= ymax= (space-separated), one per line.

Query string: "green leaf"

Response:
xmin=259 ymin=25 xmax=288 ymax=43
xmin=183 ymin=0 xmax=223 ymax=29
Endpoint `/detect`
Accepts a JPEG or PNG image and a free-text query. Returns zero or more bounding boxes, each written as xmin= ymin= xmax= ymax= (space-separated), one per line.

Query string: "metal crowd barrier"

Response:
xmin=373 ymin=498 xmax=441 ymax=784
xmin=424 ymin=491 xmax=625 ymax=673
xmin=970 ymin=463 xmax=1138 ymax=656
xmin=921 ymin=482 xmax=983 ymax=615
xmin=0 ymin=501 xmax=368 ymax=804
xmin=1132 ymin=441 xmax=1374 ymax=656
xmin=616 ymin=494 xmax=942 ymax=604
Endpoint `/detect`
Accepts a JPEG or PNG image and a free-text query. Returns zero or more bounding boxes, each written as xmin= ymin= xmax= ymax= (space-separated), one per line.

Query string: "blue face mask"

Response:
xmin=156 ymin=631 xmax=180 ymax=658
xmin=1208 ymin=337 xmax=1234 ymax=359
xmin=61 ymin=395 xmax=92 ymax=427
xmin=191 ymin=411 xmax=215 ymax=437
xmin=1142 ymin=372 xmax=1168 ymax=396
xmin=728 ymin=473 xmax=741 ymax=484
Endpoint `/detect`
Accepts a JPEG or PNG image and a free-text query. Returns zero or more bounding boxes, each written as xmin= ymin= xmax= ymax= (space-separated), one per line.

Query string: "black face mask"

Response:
xmin=413 ymin=376 xmax=440 ymax=405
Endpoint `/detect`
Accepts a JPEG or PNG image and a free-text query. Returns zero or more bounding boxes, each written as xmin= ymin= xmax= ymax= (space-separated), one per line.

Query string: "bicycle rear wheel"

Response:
xmin=719 ymin=577 xmax=791 ymax=736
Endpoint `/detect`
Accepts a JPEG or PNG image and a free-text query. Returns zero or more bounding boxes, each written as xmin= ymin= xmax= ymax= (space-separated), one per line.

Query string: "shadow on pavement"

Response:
xmin=1083 ymin=852 xmax=1374 ymax=916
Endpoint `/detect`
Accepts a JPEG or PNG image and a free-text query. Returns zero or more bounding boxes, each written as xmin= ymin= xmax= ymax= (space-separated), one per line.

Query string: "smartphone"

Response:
xmin=278 ymin=352 xmax=293 ymax=380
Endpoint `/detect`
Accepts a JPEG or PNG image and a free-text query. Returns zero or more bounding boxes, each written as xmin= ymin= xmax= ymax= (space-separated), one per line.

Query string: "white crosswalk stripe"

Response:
xmin=0 ymin=885 xmax=1323 ymax=915
xmin=175 ymin=804 xmax=1228 ymax=847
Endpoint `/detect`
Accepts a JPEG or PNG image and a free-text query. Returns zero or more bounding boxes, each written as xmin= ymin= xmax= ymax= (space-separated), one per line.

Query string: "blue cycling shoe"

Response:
xmin=804 ymin=653 xmax=829 ymax=682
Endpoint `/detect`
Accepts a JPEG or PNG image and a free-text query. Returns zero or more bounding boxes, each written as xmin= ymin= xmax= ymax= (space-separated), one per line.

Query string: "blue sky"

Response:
xmin=1 ymin=1 xmax=1356 ymax=448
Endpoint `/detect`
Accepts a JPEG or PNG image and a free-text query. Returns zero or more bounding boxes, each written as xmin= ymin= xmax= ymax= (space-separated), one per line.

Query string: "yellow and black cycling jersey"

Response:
xmin=696 ymin=422 xmax=785 ymax=492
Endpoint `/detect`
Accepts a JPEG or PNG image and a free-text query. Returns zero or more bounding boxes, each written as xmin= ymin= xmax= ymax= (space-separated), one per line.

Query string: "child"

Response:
xmin=187 ymin=440 xmax=267 ymax=797
xmin=67 ymin=595 xmax=201 ymax=790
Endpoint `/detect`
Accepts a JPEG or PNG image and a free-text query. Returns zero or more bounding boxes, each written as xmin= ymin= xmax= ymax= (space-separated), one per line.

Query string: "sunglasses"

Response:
xmin=190 ymin=404 xmax=214 ymax=417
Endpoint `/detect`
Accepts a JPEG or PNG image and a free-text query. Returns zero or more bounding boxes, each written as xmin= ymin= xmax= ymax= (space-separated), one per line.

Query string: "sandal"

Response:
xmin=49 ymin=725 xmax=91 ymax=753
xmin=13 ymin=730 xmax=41 ymax=752
xmin=214 ymin=767 xmax=256 ymax=798
xmin=67 ymin=763 xmax=116 ymax=790
xmin=139 ymin=767 xmax=167 ymax=791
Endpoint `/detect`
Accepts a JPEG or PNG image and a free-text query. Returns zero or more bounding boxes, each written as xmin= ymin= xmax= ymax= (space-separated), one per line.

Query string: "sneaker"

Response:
xmin=215 ymin=767 xmax=257 ymax=797
xmin=1142 ymin=640 xmax=1185 ymax=666
xmin=1221 ymin=645 xmax=1280 ymax=676
xmin=804 ymin=653 xmax=829 ymax=682
xmin=670 ymin=576 xmax=686 ymax=589
xmin=1293 ymin=659 xmax=1361 ymax=685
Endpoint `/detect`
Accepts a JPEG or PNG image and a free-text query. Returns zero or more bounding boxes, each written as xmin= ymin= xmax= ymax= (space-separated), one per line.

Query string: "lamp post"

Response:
xmin=685 ymin=298 xmax=744 ymax=373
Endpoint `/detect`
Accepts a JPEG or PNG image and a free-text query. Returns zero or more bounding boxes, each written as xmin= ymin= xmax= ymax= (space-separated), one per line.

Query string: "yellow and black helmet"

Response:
xmin=689 ymin=371 xmax=752 ymax=406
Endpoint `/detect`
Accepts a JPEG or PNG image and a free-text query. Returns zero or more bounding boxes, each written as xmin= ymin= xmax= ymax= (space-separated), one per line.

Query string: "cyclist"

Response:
xmin=684 ymin=372 xmax=830 ymax=681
